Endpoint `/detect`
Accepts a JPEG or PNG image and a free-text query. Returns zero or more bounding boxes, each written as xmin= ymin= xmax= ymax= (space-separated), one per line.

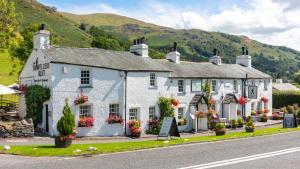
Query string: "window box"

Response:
xmin=78 ymin=117 xmax=95 ymax=127
xmin=106 ymin=113 xmax=124 ymax=125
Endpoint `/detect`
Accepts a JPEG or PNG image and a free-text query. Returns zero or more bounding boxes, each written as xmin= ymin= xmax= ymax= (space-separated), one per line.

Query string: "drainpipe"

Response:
xmin=242 ymin=74 xmax=248 ymax=117
xmin=124 ymin=71 xmax=128 ymax=136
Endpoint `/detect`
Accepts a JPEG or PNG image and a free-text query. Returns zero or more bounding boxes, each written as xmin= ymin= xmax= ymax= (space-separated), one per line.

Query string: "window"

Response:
xmin=149 ymin=106 xmax=155 ymax=120
xmin=251 ymin=102 xmax=255 ymax=111
xmin=191 ymin=80 xmax=202 ymax=92
xmin=129 ymin=108 xmax=138 ymax=120
xmin=109 ymin=104 xmax=120 ymax=115
xmin=212 ymin=80 xmax=217 ymax=92
xmin=150 ymin=73 xmax=156 ymax=87
xmin=80 ymin=69 xmax=91 ymax=86
xmin=233 ymin=80 xmax=238 ymax=92
xmin=264 ymin=79 xmax=268 ymax=91
xmin=79 ymin=105 xmax=92 ymax=118
xmin=178 ymin=107 xmax=184 ymax=119
xmin=178 ymin=80 xmax=184 ymax=92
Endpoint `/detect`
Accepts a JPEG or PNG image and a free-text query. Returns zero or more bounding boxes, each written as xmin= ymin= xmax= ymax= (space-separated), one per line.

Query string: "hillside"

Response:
xmin=62 ymin=13 xmax=300 ymax=78
xmin=0 ymin=49 xmax=22 ymax=85
xmin=15 ymin=0 xmax=92 ymax=47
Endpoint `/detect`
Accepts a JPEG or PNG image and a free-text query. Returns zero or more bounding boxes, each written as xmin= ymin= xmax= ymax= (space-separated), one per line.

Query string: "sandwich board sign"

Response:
xmin=283 ymin=113 xmax=297 ymax=128
xmin=158 ymin=117 xmax=180 ymax=140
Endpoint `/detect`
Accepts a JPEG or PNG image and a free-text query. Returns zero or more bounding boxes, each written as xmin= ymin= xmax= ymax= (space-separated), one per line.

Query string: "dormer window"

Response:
xmin=150 ymin=73 xmax=156 ymax=87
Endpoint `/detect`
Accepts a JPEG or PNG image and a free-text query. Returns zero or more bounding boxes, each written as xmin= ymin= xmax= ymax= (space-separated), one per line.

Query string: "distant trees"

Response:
xmin=0 ymin=0 xmax=21 ymax=48
xmin=79 ymin=23 xmax=87 ymax=31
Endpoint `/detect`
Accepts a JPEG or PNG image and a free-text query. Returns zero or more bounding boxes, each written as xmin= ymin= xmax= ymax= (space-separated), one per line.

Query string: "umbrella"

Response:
xmin=0 ymin=84 xmax=20 ymax=106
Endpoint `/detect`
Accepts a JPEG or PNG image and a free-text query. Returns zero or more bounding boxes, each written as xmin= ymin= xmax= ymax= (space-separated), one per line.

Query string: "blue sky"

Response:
xmin=38 ymin=0 xmax=300 ymax=51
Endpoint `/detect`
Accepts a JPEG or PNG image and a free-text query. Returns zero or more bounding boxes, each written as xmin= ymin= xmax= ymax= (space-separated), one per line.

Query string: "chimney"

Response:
xmin=33 ymin=24 xmax=50 ymax=50
xmin=166 ymin=42 xmax=180 ymax=64
xmin=130 ymin=37 xmax=148 ymax=57
xmin=236 ymin=47 xmax=251 ymax=67
xmin=209 ymin=48 xmax=222 ymax=65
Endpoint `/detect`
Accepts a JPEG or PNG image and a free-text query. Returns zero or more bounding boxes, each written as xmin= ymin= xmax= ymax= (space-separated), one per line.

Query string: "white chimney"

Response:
xmin=166 ymin=42 xmax=180 ymax=64
xmin=209 ymin=48 xmax=222 ymax=65
xmin=33 ymin=24 xmax=50 ymax=50
xmin=130 ymin=37 xmax=148 ymax=57
xmin=236 ymin=47 xmax=251 ymax=67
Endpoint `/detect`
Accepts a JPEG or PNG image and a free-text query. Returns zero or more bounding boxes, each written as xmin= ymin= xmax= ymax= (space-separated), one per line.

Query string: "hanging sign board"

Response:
xmin=158 ymin=117 xmax=180 ymax=140
xmin=283 ymin=113 xmax=297 ymax=128
xmin=248 ymin=86 xmax=257 ymax=99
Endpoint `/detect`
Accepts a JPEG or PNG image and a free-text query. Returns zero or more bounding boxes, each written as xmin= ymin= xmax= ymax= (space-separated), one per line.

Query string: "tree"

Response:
xmin=79 ymin=23 xmax=87 ymax=31
xmin=0 ymin=0 xmax=21 ymax=48
xmin=57 ymin=99 xmax=75 ymax=137
xmin=9 ymin=24 xmax=39 ymax=63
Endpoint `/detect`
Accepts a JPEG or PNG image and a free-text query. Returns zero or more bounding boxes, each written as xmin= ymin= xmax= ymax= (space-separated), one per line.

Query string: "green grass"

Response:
xmin=1 ymin=126 xmax=300 ymax=157
xmin=0 ymin=49 xmax=22 ymax=86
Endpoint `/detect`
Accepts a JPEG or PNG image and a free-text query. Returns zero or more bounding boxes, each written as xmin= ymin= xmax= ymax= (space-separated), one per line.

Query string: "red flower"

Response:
xmin=238 ymin=96 xmax=247 ymax=105
xmin=106 ymin=113 xmax=124 ymax=125
xmin=74 ymin=92 xmax=88 ymax=105
xmin=260 ymin=96 xmax=269 ymax=103
xmin=78 ymin=117 xmax=94 ymax=127
xmin=171 ymin=98 xmax=180 ymax=107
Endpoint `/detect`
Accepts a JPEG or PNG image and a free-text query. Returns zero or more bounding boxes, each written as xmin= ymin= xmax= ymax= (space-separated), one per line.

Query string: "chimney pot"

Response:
xmin=213 ymin=48 xmax=217 ymax=56
xmin=39 ymin=24 xmax=45 ymax=30
xmin=242 ymin=47 xmax=245 ymax=55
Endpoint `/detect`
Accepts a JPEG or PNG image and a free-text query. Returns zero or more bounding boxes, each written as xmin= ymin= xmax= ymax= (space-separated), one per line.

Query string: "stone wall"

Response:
xmin=0 ymin=119 xmax=34 ymax=138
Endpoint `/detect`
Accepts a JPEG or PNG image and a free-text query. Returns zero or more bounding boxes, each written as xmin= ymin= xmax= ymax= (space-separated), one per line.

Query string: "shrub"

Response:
xmin=178 ymin=118 xmax=187 ymax=126
xmin=158 ymin=97 xmax=174 ymax=120
xmin=237 ymin=117 xmax=244 ymax=127
xmin=215 ymin=123 xmax=225 ymax=130
xmin=146 ymin=119 xmax=161 ymax=134
xmin=245 ymin=121 xmax=255 ymax=129
xmin=260 ymin=113 xmax=268 ymax=122
xmin=251 ymin=111 xmax=257 ymax=116
xmin=57 ymin=100 xmax=75 ymax=137
xmin=297 ymin=110 xmax=300 ymax=118
xmin=25 ymin=85 xmax=51 ymax=127
xmin=287 ymin=105 xmax=295 ymax=113
xmin=273 ymin=91 xmax=300 ymax=108
xmin=246 ymin=115 xmax=253 ymax=122
xmin=230 ymin=119 xmax=238 ymax=128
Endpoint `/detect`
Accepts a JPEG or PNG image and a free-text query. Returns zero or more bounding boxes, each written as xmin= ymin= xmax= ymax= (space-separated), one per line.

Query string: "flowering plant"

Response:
xmin=74 ymin=92 xmax=88 ymax=105
xmin=106 ymin=113 xmax=124 ymax=125
xmin=264 ymin=109 xmax=270 ymax=114
xmin=260 ymin=96 xmax=269 ymax=103
xmin=78 ymin=117 xmax=94 ymax=127
xmin=171 ymin=98 xmax=180 ymax=107
xmin=195 ymin=111 xmax=207 ymax=118
xmin=238 ymin=96 xmax=247 ymax=105
xmin=128 ymin=120 xmax=142 ymax=137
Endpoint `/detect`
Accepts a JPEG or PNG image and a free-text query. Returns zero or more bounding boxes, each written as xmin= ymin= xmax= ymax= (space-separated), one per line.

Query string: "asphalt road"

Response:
xmin=1 ymin=131 xmax=300 ymax=169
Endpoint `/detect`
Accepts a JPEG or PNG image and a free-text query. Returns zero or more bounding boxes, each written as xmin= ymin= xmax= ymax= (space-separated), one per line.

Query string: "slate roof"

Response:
xmin=43 ymin=47 xmax=271 ymax=79
xmin=155 ymin=60 xmax=271 ymax=79
xmin=43 ymin=47 xmax=170 ymax=72
xmin=272 ymin=83 xmax=300 ymax=91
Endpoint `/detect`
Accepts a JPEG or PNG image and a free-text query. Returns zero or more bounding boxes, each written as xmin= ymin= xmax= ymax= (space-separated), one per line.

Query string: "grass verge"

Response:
xmin=1 ymin=126 xmax=300 ymax=157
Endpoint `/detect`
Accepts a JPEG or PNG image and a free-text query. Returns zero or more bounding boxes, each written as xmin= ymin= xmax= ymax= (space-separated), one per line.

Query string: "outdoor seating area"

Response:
xmin=0 ymin=84 xmax=20 ymax=122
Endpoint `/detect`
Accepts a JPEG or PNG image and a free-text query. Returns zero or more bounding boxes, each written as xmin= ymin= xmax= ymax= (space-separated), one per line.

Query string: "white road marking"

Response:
xmin=178 ymin=146 xmax=300 ymax=169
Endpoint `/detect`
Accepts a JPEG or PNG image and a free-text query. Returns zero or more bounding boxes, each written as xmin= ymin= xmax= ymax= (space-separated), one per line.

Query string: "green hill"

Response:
xmin=0 ymin=49 xmax=22 ymax=85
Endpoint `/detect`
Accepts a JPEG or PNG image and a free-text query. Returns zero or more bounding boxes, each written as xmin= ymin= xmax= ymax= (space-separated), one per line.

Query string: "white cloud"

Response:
xmin=54 ymin=0 xmax=300 ymax=51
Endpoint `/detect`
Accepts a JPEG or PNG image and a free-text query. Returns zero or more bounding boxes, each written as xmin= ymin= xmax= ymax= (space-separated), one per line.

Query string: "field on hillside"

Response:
xmin=0 ymin=49 xmax=22 ymax=86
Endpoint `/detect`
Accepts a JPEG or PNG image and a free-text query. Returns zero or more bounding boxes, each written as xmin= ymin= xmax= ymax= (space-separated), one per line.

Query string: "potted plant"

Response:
xmin=128 ymin=120 xmax=142 ymax=138
xmin=237 ymin=117 xmax=244 ymax=128
xmin=106 ymin=113 xmax=124 ymax=124
xmin=78 ymin=117 xmax=95 ymax=127
xmin=55 ymin=100 xmax=75 ymax=148
xmin=74 ymin=91 xmax=88 ymax=105
xmin=246 ymin=115 xmax=253 ymax=123
xmin=215 ymin=123 xmax=226 ymax=136
xmin=260 ymin=96 xmax=269 ymax=103
xmin=230 ymin=119 xmax=238 ymax=129
xmin=260 ymin=113 xmax=268 ymax=122
xmin=245 ymin=121 xmax=255 ymax=132
xmin=178 ymin=118 xmax=187 ymax=126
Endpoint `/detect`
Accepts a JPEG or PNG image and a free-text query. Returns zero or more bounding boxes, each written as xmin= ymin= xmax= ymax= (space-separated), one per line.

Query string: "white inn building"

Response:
xmin=19 ymin=26 xmax=272 ymax=136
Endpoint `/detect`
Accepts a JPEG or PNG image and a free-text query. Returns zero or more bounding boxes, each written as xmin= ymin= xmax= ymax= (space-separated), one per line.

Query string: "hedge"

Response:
xmin=273 ymin=90 xmax=300 ymax=108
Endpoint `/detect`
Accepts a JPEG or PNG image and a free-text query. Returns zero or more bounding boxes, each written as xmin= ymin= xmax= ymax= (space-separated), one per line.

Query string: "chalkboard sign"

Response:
xmin=283 ymin=113 xmax=297 ymax=128
xmin=158 ymin=117 xmax=180 ymax=140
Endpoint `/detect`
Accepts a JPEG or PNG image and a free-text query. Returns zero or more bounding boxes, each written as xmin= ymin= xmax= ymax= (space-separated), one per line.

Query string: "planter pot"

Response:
xmin=131 ymin=132 xmax=141 ymax=138
xmin=260 ymin=118 xmax=268 ymax=122
xmin=245 ymin=127 xmax=254 ymax=133
xmin=215 ymin=129 xmax=226 ymax=136
xmin=55 ymin=137 xmax=72 ymax=148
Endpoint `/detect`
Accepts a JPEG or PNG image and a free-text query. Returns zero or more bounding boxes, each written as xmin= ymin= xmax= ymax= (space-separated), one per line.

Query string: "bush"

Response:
xmin=158 ymin=97 xmax=175 ymax=120
xmin=297 ymin=110 xmax=300 ymax=119
xmin=146 ymin=119 xmax=161 ymax=134
xmin=245 ymin=121 xmax=255 ymax=129
xmin=230 ymin=119 xmax=238 ymax=128
xmin=57 ymin=100 xmax=75 ymax=137
xmin=237 ymin=117 xmax=244 ymax=127
xmin=273 ymin=91 xmax=300 ymax=108
xmin=246 ymin=115 xmax=253 ymax=122
xmin=215 ymin=123 xmax=225 ymax=130
xmin=260 ymin=113 xmax=268 ymax=122
xmin=287 ymin=105 xmax=295 ymax=113
xmin=25 ymin=85 xmax=51 ymax=127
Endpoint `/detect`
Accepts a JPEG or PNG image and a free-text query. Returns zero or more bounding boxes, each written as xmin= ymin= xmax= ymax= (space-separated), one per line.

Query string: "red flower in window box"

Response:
xmin=238 ymin=96 xmax=247 ymax=105
xmin=106 ymin=113 xmax=124 ymax=125
xmin=171 ymin=98 xmax=180 ymax=107
xmin=78 ymin=117 xmax=94 ymax=127
xmin=260 ymin=96 xmax=269 ymax=103
xmin=74 ymin=92 xmax=88 ymax=105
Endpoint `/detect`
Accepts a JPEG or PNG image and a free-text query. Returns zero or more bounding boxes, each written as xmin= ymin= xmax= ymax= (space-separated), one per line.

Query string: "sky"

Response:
xmin=38 ymin=0 xmax=300 ymax=51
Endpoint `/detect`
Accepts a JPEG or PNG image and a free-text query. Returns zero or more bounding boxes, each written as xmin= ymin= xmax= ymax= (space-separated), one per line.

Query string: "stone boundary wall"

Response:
xmin=0 ymin=119 xmax=34 ymax=138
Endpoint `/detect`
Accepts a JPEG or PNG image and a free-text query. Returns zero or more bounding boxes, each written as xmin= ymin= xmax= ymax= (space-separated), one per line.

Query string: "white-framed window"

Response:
xmin=80 ymin=69 xmax=91 ymax=86
xmin=149 ymin=106 xmax=155 ymax=120
xmin=264 ymin=79 xmax=268 ymax=91
xmin=150 ymin=73 xmax=156 ymax=87
xmin=79 ymin=105 xmax=92 ymax=118
xmin=233 ymin=80 xmax=238 ymax=92
xmin=178 ymin=107 xmax=184 ymax=119
xmin=129 ymin=108 xmax=138 ymax=120
xmin=212 ymin=80 xmax=217 ymax=92
xmin=109 ymin=103 xmax=120 ymax=115
xmin=191 ymin=80 xmax=202 ymax=92
xmin=178 ymin=79 xmax=184 ymax=92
